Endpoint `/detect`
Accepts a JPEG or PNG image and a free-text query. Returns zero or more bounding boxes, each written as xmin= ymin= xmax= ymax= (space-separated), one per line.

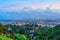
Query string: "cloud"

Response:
xmin=0 ymin=3 xmax=60 ymax=11
xmin=50 ymin=4 xmax=60 ymax=10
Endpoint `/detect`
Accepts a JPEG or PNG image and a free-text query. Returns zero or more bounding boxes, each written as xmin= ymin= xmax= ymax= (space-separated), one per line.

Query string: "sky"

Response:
xmin=0 ymin=0 xmax=60 ymax=11
xmin=0 ymin=0 xmax=60 ymax=20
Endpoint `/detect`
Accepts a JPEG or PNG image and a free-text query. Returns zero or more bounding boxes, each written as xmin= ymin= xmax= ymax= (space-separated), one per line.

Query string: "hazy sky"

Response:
xmin=0 ymin=0 xmax=60 ymax=11
xmin=0 ymin=0 xmax=60 ymax=19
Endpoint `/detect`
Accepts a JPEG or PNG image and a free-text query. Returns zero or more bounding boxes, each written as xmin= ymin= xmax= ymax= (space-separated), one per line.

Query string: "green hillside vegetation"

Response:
xmin=0 ymin=35 xmax=14 ymax=40
xmin=35 ymin=25 xmax=60 ymax=40
xmin=0 ymin=22 xmax=60 ymax=40
xmin=0 ymin=23 xmax=27 ymax=40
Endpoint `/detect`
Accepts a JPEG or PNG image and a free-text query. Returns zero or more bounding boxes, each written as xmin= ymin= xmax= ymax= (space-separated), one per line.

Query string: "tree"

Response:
xmin=0 ymin=23 xmax=6 ymax=35
xmin=14 ymin=33 xmax=27 ymax=40
xmin=35 ymin=24 xmax=60 ymax=40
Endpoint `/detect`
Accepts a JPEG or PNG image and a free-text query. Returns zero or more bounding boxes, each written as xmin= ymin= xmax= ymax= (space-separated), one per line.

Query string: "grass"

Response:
xmin=0 ymin=35 xmax=14 ymax=40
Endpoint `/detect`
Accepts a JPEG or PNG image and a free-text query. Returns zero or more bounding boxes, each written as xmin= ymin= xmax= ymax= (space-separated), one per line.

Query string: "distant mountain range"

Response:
xmin=0 ymin=7 xmax=60 ymax=20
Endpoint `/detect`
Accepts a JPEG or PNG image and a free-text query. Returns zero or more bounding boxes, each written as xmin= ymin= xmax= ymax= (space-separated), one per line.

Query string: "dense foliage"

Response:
xmin=0 ymin=23 xmax=60 ymax=40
